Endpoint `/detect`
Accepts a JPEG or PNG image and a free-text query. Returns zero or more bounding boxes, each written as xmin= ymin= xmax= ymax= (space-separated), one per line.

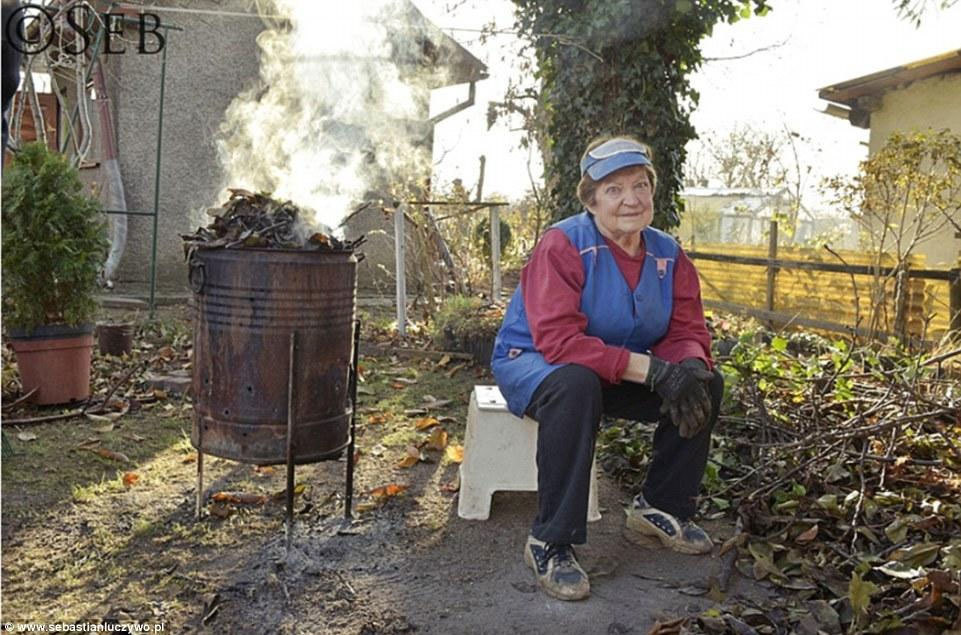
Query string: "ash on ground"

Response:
xmin=181 ymin=189 xmax=365 ymax=256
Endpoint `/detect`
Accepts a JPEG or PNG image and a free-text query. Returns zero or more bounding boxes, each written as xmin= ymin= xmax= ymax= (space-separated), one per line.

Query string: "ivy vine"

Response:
xmin=509 ymin=0 xmax=771 ymax=228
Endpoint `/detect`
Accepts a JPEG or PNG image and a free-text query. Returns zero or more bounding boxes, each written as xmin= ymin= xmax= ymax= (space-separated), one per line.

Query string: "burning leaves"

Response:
xmin=181 ymin=189 xmax=365 ymax=256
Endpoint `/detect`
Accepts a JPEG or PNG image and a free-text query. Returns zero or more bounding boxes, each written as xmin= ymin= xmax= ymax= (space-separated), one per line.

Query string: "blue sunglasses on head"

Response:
xmin=580 ymin=139 xmax=651 ymax=180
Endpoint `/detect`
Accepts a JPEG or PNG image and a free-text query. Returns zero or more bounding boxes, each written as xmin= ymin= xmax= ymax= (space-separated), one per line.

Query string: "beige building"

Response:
xmin=819 ymin=49 xmax=961 ymax=267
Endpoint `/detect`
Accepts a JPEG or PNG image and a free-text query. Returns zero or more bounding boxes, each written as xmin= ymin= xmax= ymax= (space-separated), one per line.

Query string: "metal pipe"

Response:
xmin=61 ymin=21 xmax=105 ymax=156
xmin=491 ymin=205 xmax=501 ymax=302
xmin=394 ymin=204 xmax=406 ymax=337
xmin=102 ymin=209 xmax=159 ymax=217
xmin=195 ymin=431 xmax=204 ymax=519
xmin=344 ymin=319 xmax=361 ymax=519
xmin=285 ymin=331 xmax=297 ymax=551
xmin=148 ymin=40 xmax=168 ymax=319
xmin=429 ymin=81 xmax=476 ymax=125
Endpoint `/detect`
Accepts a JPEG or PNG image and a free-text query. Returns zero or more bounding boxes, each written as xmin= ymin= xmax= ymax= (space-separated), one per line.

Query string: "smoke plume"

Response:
xmin=216 ymin=0 xmax=434 ymax=234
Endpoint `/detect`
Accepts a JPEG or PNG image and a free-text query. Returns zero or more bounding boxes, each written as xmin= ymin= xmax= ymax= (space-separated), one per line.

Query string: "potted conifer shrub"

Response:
xmin=2 ymin=142 xmax=108 ymax=405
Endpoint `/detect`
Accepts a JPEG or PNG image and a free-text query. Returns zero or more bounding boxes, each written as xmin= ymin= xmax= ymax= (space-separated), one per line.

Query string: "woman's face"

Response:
xmin=587 ymin=166 xmax=654 ymax=241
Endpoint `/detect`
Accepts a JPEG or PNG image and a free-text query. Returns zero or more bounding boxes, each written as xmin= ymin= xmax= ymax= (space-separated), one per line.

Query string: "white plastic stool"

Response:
xmin=458 ymin=385 xmax=601 ymax=522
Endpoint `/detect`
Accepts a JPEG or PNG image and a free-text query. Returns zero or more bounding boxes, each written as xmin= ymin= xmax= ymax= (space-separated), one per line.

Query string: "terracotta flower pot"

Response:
xmin=7 ymin=324 xmax=95 ymax=405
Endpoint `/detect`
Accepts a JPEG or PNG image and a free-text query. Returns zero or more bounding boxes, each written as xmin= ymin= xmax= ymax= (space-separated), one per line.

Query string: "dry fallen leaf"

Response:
xmin=440 ymin=473 xmax=460 ymax=493
xmin=355 ymin=501 xmax=380 ymax=512
xmin=366 ymin=413 xmax=388 ymax=425
xmin=90 ymin=447 xmax=131 ymax=463
xmin=253 ymin=465 xmax=276 ymax=475
xmin=181 ymin=452 xmax=198 ymax=464
xmin=796 ymin=524 xmax=819 ymax=544
xmin=397 ymin=454 xmax=420 ymax=469
xmin=647 ymin=617 xmax=689 ymax=635
xmin=271 ymin=482 xmax=306 ymax=501
xmin=421 ymin=395 xmax=453 ymax=409
xmin=211 ymin=491 xmax=268 ymax=505
xmin=414 ymin=417 xmax=439 ymax=431
xmin=436 ymin=355 xmax=451 ymax=367
xmin=122 ymin=472 xmax=139 ymax=488
xmin=16 ymin=431 xmax=37 ymax=442
xmin=425 ymin=427 xmax=449 ymax=451
xmin=370 ymin=483 xmax=408 ymax=499
xmin=445 ymin=444 xmax=464 ymax=464
xmin=397 ymin=445 xmax=422 ymax=468
xmin=445 ymin=363 xmax=466 ymax=378
xmin=208 ymin=502 xmax=233 ymax=518
xmin=92 ymin=423 xmax=115 ymax=433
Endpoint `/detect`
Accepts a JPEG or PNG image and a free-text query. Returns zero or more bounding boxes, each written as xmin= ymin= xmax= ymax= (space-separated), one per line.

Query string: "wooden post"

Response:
xmin=950 ymin=268 xmax=961 ymax=336
xmin=894 ymin=264 xmax=910 ymax=342
xmin=394 ymin=203 xmax=406 ymax=337
xmin=766 ymin=220 xmax=778 ymax=317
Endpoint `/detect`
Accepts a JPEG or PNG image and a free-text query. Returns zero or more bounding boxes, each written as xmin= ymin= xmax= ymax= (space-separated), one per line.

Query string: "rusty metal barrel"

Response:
xmin=188 ymin=247 xmax=357 ymax=465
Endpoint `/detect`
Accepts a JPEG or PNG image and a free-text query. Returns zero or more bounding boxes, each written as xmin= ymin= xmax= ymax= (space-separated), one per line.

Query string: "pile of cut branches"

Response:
xmin=181 ymin=189 xmax=365 ymax=255
xmin=601 ymin=318 xmax=961 ymax=633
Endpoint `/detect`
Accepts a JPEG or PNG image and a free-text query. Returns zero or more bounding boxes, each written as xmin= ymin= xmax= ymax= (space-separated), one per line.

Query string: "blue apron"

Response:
xmin=491 ymin=211 xmax=678 ymax=416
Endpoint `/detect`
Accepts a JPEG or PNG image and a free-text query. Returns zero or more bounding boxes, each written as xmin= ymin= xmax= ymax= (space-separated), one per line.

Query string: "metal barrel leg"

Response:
xmin=195 ymin=418 xmax=204 ymax=519
xmin=195 ymin=450 xmax=204 ymax=519
xmin=286 ymin=332 xmax=297 ymax=551
xmin=345 ymin=319 xmax=360 ymax=520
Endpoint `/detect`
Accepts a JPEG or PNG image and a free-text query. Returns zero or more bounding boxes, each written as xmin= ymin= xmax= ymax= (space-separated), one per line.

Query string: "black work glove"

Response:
xmin=645 ymin=356 xmax=714 ymax=438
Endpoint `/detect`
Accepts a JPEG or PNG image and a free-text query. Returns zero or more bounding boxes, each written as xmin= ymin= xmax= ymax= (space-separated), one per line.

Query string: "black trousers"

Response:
xmin=525 ymin=364 xmax=724 ymax=545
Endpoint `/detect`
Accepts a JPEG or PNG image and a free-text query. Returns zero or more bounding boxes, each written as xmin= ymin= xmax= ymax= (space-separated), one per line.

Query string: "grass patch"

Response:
xmin=2 ymin=410 xmax=189 ymax=513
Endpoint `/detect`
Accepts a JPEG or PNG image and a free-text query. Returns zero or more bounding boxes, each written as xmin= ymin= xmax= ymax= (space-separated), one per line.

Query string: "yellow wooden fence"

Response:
xmin=690 ymin=242 xmax=960 ymax=342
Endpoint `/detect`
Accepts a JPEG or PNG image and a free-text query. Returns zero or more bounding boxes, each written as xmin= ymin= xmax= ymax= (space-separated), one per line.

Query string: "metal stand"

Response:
xmin=344 ymin=320 xmax=361 ymax=520
xmin=196 ymin=425 xmax=204 ymax=519
xmin=285 ymin=332 xmax=298 ymax=550
xmin=193 ymin=322 xmax=361 ymax=534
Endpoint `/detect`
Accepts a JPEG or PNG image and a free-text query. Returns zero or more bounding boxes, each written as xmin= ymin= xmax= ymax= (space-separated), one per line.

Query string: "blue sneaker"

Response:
xmin=624 ymin=494 xmax=713 ymax=555
xmin=524 ymin=534 xmax=590 ymax=601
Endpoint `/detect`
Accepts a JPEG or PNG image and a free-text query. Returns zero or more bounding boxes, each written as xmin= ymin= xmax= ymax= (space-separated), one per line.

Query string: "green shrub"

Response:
xmin=431 ymin=295 xmax=503 ymax=345
xmin=472 ymin=216 xmax=512 ymax=258
xmin=2 ymin=143 xmax=108 ymax=331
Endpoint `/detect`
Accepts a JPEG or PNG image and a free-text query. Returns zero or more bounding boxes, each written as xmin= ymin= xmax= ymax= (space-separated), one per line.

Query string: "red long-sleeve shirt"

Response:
xmin=521 ymin=228 xmax=712 ymax=383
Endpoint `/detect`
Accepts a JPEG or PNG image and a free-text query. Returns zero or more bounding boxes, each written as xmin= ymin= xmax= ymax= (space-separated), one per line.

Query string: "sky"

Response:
xmin=414 ymin=0 xmax=961 ymax=209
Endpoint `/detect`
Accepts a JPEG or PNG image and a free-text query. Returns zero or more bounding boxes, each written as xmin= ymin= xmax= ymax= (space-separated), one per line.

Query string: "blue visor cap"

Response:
xmin=580 ymin=138 xmax=652 ymax=181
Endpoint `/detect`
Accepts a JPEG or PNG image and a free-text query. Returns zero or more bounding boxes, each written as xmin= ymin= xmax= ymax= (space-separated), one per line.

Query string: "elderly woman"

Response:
xmin=491 ymin=135 xmax=723 ymax=601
